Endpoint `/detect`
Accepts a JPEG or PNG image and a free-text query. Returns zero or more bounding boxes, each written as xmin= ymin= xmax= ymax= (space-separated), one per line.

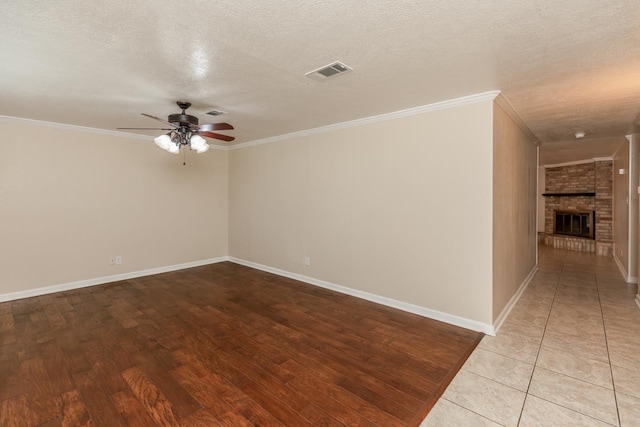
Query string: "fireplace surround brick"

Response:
xmin=543 ymin=161 xmax=613 ymax=255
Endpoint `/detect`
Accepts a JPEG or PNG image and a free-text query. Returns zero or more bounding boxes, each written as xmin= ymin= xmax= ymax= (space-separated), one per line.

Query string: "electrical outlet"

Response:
xmin=304 ymin=256 xmax=311 ymax=266
xmin=110 ymin=257 xmax=116 ymax=265
xmin=115 ymin=256 xmax=122 ymax=265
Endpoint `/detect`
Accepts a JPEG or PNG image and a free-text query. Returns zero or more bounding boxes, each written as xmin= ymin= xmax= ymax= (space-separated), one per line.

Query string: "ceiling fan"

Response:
xmin=118 ymin=101 xmax=234 ymax=154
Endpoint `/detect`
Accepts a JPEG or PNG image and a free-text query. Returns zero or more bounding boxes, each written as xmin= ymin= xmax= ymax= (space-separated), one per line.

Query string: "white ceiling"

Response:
xmin=1 ymin=1 xmax=639 ymax=156
xmin=538 ymin=137 xmax=626 ymax=166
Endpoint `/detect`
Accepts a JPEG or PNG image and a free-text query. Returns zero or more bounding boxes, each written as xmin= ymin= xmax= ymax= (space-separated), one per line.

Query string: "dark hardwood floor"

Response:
xmin=0 ymin=262 xmax=482 ymax=426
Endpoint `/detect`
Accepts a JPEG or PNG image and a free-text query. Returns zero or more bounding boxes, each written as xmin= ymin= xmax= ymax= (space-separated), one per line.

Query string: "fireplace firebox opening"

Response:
xmin=554 ymin=210 xmax=595 ymax=239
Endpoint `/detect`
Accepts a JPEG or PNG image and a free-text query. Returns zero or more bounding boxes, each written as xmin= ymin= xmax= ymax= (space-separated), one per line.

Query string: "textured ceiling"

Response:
xmin=1 ymin=0 xmax=639 ymax=154
xmin=539 ymin=137 xmax=627 ymax=166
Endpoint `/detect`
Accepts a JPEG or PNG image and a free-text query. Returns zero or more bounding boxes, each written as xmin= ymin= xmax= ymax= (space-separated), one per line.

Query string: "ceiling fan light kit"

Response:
xmin=155 ymin=129 xmax=210 ymax=154
xmin=119 ymin=101 xmax=235 ymax=155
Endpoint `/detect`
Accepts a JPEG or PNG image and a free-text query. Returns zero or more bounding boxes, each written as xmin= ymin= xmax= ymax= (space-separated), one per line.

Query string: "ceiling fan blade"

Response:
xmin=141 ymin=113 xmax=177 ymax=127
xmin=198 ymin=123 xmax=234 ymax=131
xmin=200 ymin=131 xmax=235 ymax=142
xmin=116 ymin=127 xmax=173 ymax=130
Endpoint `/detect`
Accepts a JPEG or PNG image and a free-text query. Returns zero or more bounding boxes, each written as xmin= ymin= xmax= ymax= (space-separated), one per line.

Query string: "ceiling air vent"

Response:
xmin=306 ymin=61 xmax=353 ymax=81
xmin=205 ymin=109 xmax=226 ymax=117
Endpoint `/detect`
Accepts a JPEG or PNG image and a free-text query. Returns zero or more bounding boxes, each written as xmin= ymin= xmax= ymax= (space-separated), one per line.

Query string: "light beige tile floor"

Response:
xmin=422 ymin=245 xmax=640 ymax=427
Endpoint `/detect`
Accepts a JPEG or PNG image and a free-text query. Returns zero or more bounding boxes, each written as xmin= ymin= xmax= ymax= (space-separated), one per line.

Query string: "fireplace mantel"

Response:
xmin=542 ymin=192 xmax=595 ymax=197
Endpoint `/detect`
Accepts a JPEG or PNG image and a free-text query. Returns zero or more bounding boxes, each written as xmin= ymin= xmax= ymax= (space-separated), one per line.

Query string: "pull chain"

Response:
xmin=183 ymin=148 xmax=186 ymax=166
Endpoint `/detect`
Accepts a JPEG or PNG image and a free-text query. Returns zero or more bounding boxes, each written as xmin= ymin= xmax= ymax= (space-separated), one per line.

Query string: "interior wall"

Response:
xmin=492 ymin=103 xmax=538 ymax=322
xmin=635 ymin=134 xmax=640 ymax=305
xmin=613 ymin=138 xmax=630 ymax=275
xmin=0 ymin=120 xmax=229 ymax=296
xmin=629 ymin=136 xmax=639 ymax=282
xmin=229 ymin=101 xmax=495 ymax=326
xmin=538 ymin=167 xmax=545 ymax=234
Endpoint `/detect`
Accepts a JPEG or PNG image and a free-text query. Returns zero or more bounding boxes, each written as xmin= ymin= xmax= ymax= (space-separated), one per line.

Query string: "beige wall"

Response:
xmin=229 ymin=101 xmax=495 ymax=325
xmin=2 ymin=95 xmax=540 ymax=330
xmin=0 ymin=121 xmax=228 ymax=295
xmin=538 ymin=166 xmax=545 ymax=232
xmin=629 ymin=137 xmax=639 ymax=282
xmin=492 ymin=103 xmax=538 ymax=321
xmin=613 ymin=138 xmax=630 ymax=274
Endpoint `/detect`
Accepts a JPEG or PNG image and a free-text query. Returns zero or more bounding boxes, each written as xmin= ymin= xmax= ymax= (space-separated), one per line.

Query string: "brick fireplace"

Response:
xmin=543 ymin=161 xmax=613 ymax=255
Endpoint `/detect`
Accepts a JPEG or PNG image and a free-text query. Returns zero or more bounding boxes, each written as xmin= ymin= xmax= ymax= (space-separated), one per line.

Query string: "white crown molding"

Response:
xmin=493 ymin=265 xmax=538 ymax=335
xmin=0 ymin=115 xmax=228 ymax=150
xmin=0 ymin=114 xmax=152 ymax=140
xmin=542 ymin=159 xmax=594 ymax=168
xmin=613 ymin=137 xmax=628 ymax=158
xmin=228 ymin=257 xmax=495 ymax=334
xmin=2 ymin=91 xmax=501 ymax=153
xmin=230 ymin=90 xmax=501 ymax=151
xmin=542 ymin=157 xmax=615 ymax=168
xmin=494 ymin=93 xmax=539 ymax=145
xmin=0 ymin=257 xmax=229 ymax=303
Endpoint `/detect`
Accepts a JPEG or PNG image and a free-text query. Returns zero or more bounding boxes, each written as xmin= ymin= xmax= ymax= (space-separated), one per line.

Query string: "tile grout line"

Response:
xmin=439 ymin=398 xmax=505 ymax=426
xmin=458 ymin=366 xmax=531 ymax=394
xmin=525 ymin=394 xmax=620 ymax=427
xmin=516 ymin=248 xmax=565 ymax=426
xmin=595 ymin=269 xmax=623 ymax=427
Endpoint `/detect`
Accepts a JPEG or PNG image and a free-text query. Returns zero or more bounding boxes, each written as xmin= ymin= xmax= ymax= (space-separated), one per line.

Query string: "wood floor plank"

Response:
xmin=111 ymin=389 xmax=159 ymax=427
xmin=300 ymin=403 xmax=348 ymax=427
xmin=190 ymin=287 xmax=433 ymax=415
xmin=176 ymin=332 xmax=253 ymax=389
xmin=0 ymin=394 xmax=30 ymax=427
xmin=53 ymin=296 xmax=75 ymax=314
xmin=40 ymin=340 xmax=75 ymax=396
xmin=60 ymin=389 xmax=91 ymax=427
xmin=43 ymin=303 xmax=68 ymax=332
xmin=181 ymin=408 xmax=224 ymax=427
xmin=0 ymin=351 xmax=25 ymax=401
xmin=121 ymin=367 xmax=181 ymax=426
xmin=286 ymin=355 xmax=410 ymax=426
xmin=56 ymin=330 xmax=92 ymax=375
xmin=2 ymin=261 xmax=481 ymax=426
xmin=73 ymin=369 xmax=127 ymax=427
xmin=0 ymin=312 xmax=16 ymax=346
xmin=21 ymin=356 xmax=62 ymax=426
xmin=81 ymin=339 xmax=128 ymax=394
xmin=0 ymin=302 xmax=12 ymax=315
xmin=241 ymin=381 xmax=317 ymax=427
xmin=288 ymin=371 xmax=406 ymax=427
xmin=337 ymin=375 xmax=417 ymax=422
xmin=128 ymin=351 xmax=201 ymax=419
xmin=170 ymin=365 xmax=256 ymax=427
xmin=172 ymin=352 xmax=286 ymax=426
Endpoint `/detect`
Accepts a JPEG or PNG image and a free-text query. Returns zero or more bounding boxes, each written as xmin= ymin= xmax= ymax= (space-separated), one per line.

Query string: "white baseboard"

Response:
xmin=628 ymin=276 xmax=639 ymax=285
xmin=228 ymin=257 xmax=495 ymax=335
xmin=613 ymin=252 xmax=630 ymax=282
xmin=0 ymin=257 xmax=229 ymax=303
xmin=492 ymin=265 xmax=539 ymax=335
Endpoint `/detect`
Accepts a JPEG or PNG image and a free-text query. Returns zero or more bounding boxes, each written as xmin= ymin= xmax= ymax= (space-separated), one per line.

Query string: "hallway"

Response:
xmin=422 ymin=246 xmax=640 ymax=426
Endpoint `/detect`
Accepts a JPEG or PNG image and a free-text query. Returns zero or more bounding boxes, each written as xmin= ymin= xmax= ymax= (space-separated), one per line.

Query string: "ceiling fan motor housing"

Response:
xmin=169 ymin=101 xmax=198 ymax=127
xmin=168 ymin=113 xmax=199 ymax=127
